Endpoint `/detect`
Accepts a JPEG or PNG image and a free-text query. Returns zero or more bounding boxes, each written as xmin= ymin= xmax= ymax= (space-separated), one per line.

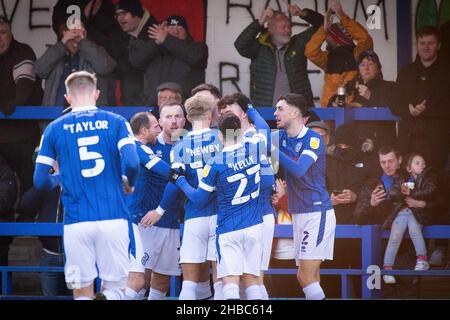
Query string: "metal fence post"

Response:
xmin=361 ymin=225 xmax=382 ymax=299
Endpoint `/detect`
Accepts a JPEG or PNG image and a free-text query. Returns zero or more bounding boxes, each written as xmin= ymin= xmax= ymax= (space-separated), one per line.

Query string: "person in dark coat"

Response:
xmin=235 ymin=4 xmax=323 ymax=107
xmin=393 ymin=26 xmax=450 ymax=171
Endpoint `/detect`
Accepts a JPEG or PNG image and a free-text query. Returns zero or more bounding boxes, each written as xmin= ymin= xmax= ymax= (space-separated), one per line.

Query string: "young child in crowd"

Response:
xmin=383 ymin=153 xmax=437 ymax=284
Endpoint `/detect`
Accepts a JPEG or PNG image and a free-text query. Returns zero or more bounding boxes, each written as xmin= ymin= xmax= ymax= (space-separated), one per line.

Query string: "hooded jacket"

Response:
xmin=326 ymin=138 xmax=381 ymax=224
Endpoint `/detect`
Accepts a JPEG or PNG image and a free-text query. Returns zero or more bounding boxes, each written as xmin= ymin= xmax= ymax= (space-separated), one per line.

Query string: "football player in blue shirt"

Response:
xmin=142 ymin=94 xmax=221 ymax=300
xmin=217 ymin=93 xmax=275 ymax=300
xmin=138 ymin=104 xmax=185 ymax=300
xmin=272 ymin=93 xmax=336 ymax=300
xmin=172 ymin=113 xmax=274 ymax=300
xmin=107 ymin=111 xmax=171 ymax=300
xmin=33 ymin=71 xmax=140 ymax=300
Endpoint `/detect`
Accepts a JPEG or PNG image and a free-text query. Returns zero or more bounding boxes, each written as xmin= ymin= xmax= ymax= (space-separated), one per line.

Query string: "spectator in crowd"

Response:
xmin=235 ymin=4 xmax=323 ymax=107
xmin=342 ymin=51 xmax=396 ymax=149
xmin=34 ymin=18 xmax=116 ymax=108
xmin=52 ymin=0 xmax=130 ymax=105
xmin=191 ymin=83 xmax=222 ymax=128
xmin=0 ymin=155 xmax=17 ymax=289
xmin=17 ymin=162 xmax=69 ymax=297
xmin=148 ymin=15 xmax=208 ymax=103
xmin=115 ymin=0 xmax=159 ymax=107
xmin=327 ymin=123 xmax=380 ymax=224
xmin=115 ymin=0 xmax=157 ymax=106
xmin=382 ymin=153 xmax=440 ymax=284
xmin=393 ymin=26 xmax=450 ymax=172
xmin=156 ymin=82 xmax=183 ymax=108
xmin=354 ymin=146 xmax=425 ymax=298
xmin=0 ymin=16 xmax=43 ymax=194
xmin=305 ymin=0 xmax=373 ymax=107
xmin=306 ymin=121 xmax=331 ymax=146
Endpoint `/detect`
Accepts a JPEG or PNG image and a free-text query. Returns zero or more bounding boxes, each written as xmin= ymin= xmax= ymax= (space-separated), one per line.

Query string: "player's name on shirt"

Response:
xmin=186 ymin=143 xmax=220 ymax=157
xmin=63 ymin=120 xmax=109 ymax=134
xmin=227 ymin=154 xmax=256 ymax=172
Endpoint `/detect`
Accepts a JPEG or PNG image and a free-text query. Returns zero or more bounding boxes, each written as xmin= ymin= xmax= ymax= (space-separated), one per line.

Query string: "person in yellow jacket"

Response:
xmin=305 ymin=0 xmax=373 ymax=107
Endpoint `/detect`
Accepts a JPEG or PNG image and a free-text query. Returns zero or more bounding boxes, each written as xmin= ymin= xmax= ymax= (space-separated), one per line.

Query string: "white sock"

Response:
xmin=124 ymin=287 xmax=139 ymax=300
xmin=75 ymin=296 xmax=92 ymax=300
xmin=196 ymin=280 xmax=212 ymax=300
xmin=102 ymin=288 xmax=125 ymax=300
xmin=148 ymin=287 xmax=166 ymax=300
xmin=259 ymin=284 xmax=269 ymax=300
xmin=178 ymin=281 xmax=198 ymax=300
xmin=137 ymin=288 xmax=147 ymax=300
xmin=213 ymin=281 xmax=223 ymax=300
xmin=303 ymin=282 xmax=325 ymax=300
xmin=223 ymin=283 xmax=240 ymax=300
xmin=245 ymin=285 xmax=263 ymax=300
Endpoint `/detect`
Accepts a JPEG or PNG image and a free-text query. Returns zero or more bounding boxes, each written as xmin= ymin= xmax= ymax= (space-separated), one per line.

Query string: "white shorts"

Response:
xmin=261 ymin=214 xmax=275 ymax=271
xmin=180 ymin=215 xmax=217 ymax=264
xmin=64 ymin=219 xmax=131 ymax=289
xmin=216 ymin=224 xmax=263 ymax=279
xmin=129 ymin=223 xmax=145 ymax=274
xmin=139 ymin=225 xmax=181 ymax=276
xmin=292 ymin=209 xmax=336 ymax=265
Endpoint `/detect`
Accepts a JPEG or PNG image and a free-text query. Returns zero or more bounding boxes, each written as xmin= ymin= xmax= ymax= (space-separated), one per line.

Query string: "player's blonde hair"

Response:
xmin=184 ymin=94 xmax=213 ymax=120
xmin=65 ymin=71 xmax=97 ymax=97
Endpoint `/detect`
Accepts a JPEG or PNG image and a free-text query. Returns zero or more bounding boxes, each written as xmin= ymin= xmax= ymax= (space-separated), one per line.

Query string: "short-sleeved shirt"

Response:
xmin=37 ymin=106 xmax=135 ymax=224
xmin=171 ymin=128 xmax=222 ymax=220
xmin=277 ymin=126 xmax=332 ymax=213
xmin=200 ymin=136 xmax=267 ymax=235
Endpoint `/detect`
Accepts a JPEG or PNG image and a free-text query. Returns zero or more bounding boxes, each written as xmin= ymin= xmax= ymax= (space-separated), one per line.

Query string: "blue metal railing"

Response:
xmin=1 ymin=106 xmax=400 ymax=128
xmin=1 ymin=223 xmax=449 ymax=299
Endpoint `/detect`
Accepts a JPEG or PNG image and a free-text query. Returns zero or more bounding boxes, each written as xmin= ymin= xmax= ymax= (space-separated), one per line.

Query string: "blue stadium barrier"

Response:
xmin=1 ymin=223 xmax=449 ymax=299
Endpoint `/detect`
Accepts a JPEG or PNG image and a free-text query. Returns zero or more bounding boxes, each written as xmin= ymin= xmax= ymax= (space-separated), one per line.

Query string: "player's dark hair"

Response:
xmin=191 ymin=83 xmax=221 ymax=99
xmin=130 ymin=112 xmax=152 ymax=135
xmin=218 ymin=113 xmax=241 ymax=137
xmin=378 ymin=145 xmax=401 ymax=159
xmin=277 ymin=93 xmax=310 ymax=117
xmin=416 ymin=25 xmax=441 ymax=43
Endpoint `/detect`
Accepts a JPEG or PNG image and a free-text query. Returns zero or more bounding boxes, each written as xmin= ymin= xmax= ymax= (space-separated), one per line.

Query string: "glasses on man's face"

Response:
xmin=115 ymin=11 xmax=127 ymax=19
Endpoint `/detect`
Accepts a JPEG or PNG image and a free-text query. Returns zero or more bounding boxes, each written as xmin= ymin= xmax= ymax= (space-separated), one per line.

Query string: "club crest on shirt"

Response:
xmin=282 ymin=140 xmax=287 ymax=148
xmin=295 ymin=142 xmax=303 ymax=153
xmin=310 ymin=137 xmax=320 ymax=150
xmin=156 ymin=150 xmax=163 ymax=158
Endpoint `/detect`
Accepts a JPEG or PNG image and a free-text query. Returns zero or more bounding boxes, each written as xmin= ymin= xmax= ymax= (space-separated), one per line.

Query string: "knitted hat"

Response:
xmin=166 ymin=15 xmax=189 ymax=33
xmin=115 ymin=0 xmax=144 ymax=18
xmin=327 ymin=23 xmax=354 ymax=47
